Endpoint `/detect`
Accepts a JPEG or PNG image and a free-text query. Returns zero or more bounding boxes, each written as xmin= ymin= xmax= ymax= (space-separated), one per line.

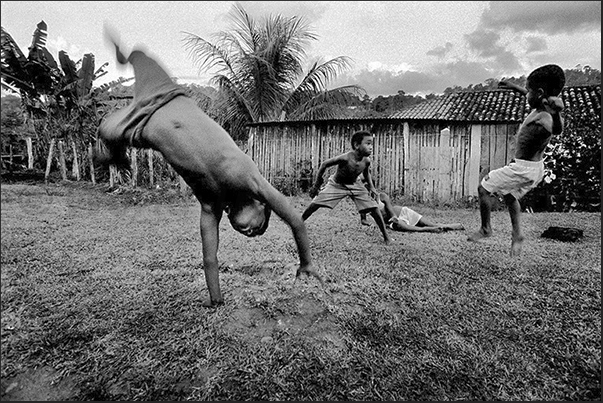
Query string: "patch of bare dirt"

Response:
xmin=222 ymin=293 xmax=346 ymax=352
xmin=1 ymin=366 xmax=79 ymax=401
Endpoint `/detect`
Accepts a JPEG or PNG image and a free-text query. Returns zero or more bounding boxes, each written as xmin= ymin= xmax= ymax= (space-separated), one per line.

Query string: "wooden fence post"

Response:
xmin=44 ymin=138 xmax=56 ymax=184
xmin=147 ymin=149 xmax=154 ymax=187
xmin=57 ymin=140 xmax=67 ymax=181
xmin=88 ymin=143 xmax=96 ymax=184
xmin=131 ymin=148 xmax=138 ymax=187
xmin=26 ymin=137 xmax=34 ymax=169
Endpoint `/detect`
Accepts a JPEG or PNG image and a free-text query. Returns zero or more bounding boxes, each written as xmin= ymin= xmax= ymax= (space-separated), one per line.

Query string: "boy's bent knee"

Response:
xmin=503 ymin=193 xmax=518 ymax=205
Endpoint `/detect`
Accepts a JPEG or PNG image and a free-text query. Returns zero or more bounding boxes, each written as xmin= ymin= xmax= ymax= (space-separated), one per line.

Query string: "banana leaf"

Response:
xmin=29 ymin=20 xmax=48 ymax=52
xmin=78 ymin=53 xmax=95 ymax=97
xmin=59 ymin=50 xmax=78 ymax=83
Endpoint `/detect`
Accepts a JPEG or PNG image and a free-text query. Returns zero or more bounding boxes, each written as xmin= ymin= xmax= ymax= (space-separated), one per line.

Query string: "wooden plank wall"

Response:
xmin=248 ymin=121 xmax=517 ymax=203
xmin=403 ymin=123 xmax=471 ymax=202
xmin=479 ymin=123 xmax=519 ymax=180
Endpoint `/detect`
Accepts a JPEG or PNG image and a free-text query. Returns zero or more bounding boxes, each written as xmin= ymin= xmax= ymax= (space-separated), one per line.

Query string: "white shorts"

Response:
xmin=397 ymin=206 xmax=422 ymax=226
xmin=481 ymin=159 xmax=545 ymax=200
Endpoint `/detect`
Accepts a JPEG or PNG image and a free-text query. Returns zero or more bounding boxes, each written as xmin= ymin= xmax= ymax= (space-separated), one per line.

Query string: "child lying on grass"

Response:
xmin=370 ymin=192 xmax=465 ymax=233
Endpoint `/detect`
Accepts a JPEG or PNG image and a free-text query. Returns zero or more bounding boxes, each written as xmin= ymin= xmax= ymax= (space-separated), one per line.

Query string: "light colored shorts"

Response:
xmin=396 ymin=206 xmax=422 ymax=226
xmin=481 ymin=159 xmax=545 ymax=200
xmin=312 ymin=175 xmax=379 ymax=212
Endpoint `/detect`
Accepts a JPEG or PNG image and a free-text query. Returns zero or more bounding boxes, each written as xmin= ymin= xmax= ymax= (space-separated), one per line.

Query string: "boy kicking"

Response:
xmin=468 ymin=64 xmax=565 ymax=256
xmin=302 ymin=130 xmax=391 ymax=244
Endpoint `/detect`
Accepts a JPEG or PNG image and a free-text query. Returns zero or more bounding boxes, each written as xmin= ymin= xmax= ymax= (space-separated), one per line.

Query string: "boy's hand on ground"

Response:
xmin=293 ymin=263 xmax=324 ymax=286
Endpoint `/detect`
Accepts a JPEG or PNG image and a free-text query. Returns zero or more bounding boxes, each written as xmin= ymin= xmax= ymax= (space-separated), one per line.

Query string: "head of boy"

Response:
xmin=226 ymin=198 xmax=271 ymax=237
xmin=351 ymin=130 xmax=374 ymax=156
xmin=526 ymin=64 xmax=565 ymax=108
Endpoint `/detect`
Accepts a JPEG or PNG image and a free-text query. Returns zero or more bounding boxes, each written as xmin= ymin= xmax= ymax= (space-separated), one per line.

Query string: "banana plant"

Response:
xmin=1 ymin=20 xmax=113 ymax=170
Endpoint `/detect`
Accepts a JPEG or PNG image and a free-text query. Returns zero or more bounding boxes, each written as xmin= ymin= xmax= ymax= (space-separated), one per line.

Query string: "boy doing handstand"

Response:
xmin=467 ymin=64 xmax=565 ymax=256
xmin=302 ymin=130 xmax=391 ymax=244
xmin=95 ymin=29 xmax=322 ymax=307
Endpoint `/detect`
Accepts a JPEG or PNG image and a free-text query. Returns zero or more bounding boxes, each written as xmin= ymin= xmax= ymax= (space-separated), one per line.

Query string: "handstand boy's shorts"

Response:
xmin=312 ymin=175 xmax=379 ymax=212
xmin=481 ymin=159 xmax=545 ymax=200
xmin=98 ymin=50 xmax=188 ymax=148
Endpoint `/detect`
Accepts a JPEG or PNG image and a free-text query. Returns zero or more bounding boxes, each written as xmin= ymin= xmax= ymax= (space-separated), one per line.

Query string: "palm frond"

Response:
xmin=287 ymin=85 xmax=366 ymax=121
xmin=182 ymin=32 xmax=235 ymax=75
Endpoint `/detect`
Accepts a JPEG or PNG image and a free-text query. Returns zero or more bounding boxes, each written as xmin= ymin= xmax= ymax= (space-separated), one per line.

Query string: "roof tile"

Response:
xmin=389 ymin=85 xmax=601 ymax=123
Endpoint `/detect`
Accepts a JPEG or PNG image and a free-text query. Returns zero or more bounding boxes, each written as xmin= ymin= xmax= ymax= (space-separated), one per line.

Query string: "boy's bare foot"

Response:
xmin=467 ymin=229 xmax=491 ymax=241
xmin=510 ymin=235 xmax=524 ymax=257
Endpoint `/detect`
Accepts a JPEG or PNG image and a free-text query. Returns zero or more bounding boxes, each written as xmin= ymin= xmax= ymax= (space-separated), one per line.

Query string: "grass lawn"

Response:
xmin=1 ymin=180 xmax=600 ymax=400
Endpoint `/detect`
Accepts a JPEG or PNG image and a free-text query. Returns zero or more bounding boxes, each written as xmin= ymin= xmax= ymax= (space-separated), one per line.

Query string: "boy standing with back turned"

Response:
xmin=302 ymin=130 xmax=391 ymax=244
xmin=468 ymin=64 xmax=565 ymax=256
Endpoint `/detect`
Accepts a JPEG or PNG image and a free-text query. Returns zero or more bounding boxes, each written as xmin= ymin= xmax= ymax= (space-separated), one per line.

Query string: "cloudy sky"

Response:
xmin=1 ymin=1 xmax=600 ymax=97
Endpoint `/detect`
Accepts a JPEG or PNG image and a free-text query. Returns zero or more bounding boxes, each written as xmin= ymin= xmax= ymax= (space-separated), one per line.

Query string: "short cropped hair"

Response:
xmin=527 ymin=64 xmax=566 ymax=97
xmin=351 ymin=130 xmax=372 ymax=147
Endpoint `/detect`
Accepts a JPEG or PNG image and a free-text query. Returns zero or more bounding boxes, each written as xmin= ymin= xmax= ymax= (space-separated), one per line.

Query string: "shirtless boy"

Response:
xmin=95 ymin=30 xmax=321 ymax=307
xmin=302 ymin=130 xmax=391 ymax=244
xmin=467 ymin=64 xmax=565 ymax=256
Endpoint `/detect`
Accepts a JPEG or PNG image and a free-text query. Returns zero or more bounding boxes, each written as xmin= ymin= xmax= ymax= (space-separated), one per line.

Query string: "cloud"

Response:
xmin=480 ymin=1 xmax=601 ymax=35
xmin=331 ymin=60 xmax=501 ymax=97
xmin=463 ymin=28 xmax=522 ymax=72
xmin=464 ymin=29 xmax=503 ymax=58
xmin=46 ymin=36 xmax=85 ymax=60
xmin=426 ymin=42 xmax=454 ymax=59
xmin=525 ymin=36 xmax=547 ymax=53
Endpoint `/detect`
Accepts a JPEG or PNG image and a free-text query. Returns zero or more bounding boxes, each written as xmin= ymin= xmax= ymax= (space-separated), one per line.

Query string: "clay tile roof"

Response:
xmin=389 ymin=85 xmax=601 ymax=123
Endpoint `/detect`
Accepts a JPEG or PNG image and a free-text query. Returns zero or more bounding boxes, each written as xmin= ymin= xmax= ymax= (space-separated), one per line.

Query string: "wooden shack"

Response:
xmin=247 ymin=85 xmax=600 ymax=203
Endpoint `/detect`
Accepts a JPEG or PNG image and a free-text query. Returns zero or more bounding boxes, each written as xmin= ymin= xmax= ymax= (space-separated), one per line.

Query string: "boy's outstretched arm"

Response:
xmin=254 ymin=176 xmax=323 ymax=284
xmin=498 ymin=79 xmax=528 ymax=95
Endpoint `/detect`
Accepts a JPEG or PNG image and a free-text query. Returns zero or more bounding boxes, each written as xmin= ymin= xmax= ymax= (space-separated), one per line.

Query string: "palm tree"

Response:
xmin=182 ymin=3 xmax=365 ymax=140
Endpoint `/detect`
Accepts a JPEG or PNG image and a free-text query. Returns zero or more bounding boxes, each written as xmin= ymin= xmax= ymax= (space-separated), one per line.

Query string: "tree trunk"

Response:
xmin=71 ymin=140 xmax=80 ymax=181
xmin=88 ymin=143 xmax=96 ymax=184
xmin=109 ymin=165 xmax=117 ymax=188
xmin=44 ymin=138 xmax=56 ymax=184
